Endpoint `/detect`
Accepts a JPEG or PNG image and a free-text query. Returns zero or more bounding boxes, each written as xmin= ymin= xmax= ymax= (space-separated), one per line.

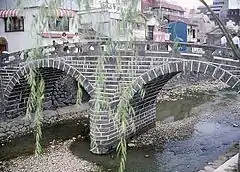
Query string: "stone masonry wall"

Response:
xmin=1 ymin=53 xmax=240 ymax=154
xmin=3 ymin=67 xmax=90 ymax=120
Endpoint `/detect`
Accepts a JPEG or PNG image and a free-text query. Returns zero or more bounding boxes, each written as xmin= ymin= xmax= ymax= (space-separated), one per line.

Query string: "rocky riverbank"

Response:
xmin=132 ymin=73 xmax=230 ymax=148
xmin=0 ymin=139 xmax=100 ymax=172
xmin=158 ymin=73 xmax=229 ymax=103
xmin=1 ymin=72 xmax=238 ymax=172
xmin=0 ymin=104 xmax=90 ymax=143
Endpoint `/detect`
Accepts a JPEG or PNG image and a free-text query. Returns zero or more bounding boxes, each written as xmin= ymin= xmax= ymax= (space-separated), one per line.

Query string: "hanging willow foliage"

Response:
xmin=76 ymin=80 xmax=83 ymax=106
xmin=17 ymin=0 xmax=144 ymax=171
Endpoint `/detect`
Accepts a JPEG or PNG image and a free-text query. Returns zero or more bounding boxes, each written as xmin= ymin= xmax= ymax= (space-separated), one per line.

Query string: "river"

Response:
xmin=0 ymin=90 xmax=240 ymax=172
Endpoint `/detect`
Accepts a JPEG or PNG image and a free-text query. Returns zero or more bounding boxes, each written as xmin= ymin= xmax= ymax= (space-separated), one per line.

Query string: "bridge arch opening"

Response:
xmin=126 ymin=60 xmax=240 ymax=137
xmin=3 ymin=59 xmax=94 ymax=120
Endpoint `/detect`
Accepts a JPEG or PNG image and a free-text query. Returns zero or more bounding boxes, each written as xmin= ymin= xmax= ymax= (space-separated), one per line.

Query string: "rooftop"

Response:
xmin=142 ymin=0 xmax=185 ymax=12
xmin=153 ymin=1 xmax=185 ymax=12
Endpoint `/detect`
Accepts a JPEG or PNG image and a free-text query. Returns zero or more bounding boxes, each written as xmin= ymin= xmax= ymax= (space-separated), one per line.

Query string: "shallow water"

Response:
xmin=0 ymin=91 xmax=240 ymax=172
xmin=0 ymin=120 xmax=89 ymax=161
xmin=70 ymin=91 xmax=240 ymax=172
xmin=156 ymin=90 xmax=214 ymax=122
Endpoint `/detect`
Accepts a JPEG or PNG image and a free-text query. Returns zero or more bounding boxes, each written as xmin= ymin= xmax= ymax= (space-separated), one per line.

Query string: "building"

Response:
xmin=186 ymin=9 xmax=215 ymax=43
xmin=146 ymin=16 xmax=170 ymax=41
xmin=227 ymin=9 xmax=240 ymax=25
xmin=142 ymin=0 xmax=185 ymax=20
xmin=227 ymin=0 xmax=240 ymax=25
xmin=197 ymin=5 xmax=209 ymax=14
xmin=209 ymin=0 xmax=229 ymax=23
xmin=142 ymin=0 xmax=192 ymax=42
xmin=78 ymin=0 xmax=146 ymax=41
xmin=0 ymin=0 xmax=80 ymax=53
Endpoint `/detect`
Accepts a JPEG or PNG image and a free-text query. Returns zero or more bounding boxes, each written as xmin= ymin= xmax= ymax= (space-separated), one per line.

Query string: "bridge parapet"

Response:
xmin=1 ymin=41 xmax=235 ymax=68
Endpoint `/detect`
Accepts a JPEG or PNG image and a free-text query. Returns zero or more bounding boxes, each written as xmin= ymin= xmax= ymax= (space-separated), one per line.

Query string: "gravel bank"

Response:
xmin=131 ymin=116 xmax=199 ymax=147
xmin=1 ymin=72 xmax=237 ymax=172
xmin=0 ymin=104 xmax=90 ymax=144
xmin=132 ymin=73 xmax=230 ymax=148
xmin=1 ymin=139 xmax=100 ymax=172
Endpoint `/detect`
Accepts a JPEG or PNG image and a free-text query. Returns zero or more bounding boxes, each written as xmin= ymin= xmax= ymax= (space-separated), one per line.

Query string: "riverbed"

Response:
xmin=0 ymin=84 xmax=240 ymax=171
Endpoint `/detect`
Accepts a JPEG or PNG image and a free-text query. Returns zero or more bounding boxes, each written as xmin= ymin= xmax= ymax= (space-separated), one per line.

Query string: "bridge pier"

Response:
xmin=89 ymin=72 xmax=180 ymax=154
xmin=89 ymin=107 xmax=118 ymax=154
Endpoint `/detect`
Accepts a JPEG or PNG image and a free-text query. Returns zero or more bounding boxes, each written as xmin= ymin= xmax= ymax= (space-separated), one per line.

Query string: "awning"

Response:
xmin=51 ymin=9 xmax=76 ymax=18
xmin=0 ymin=9 xmax=20 ymax=18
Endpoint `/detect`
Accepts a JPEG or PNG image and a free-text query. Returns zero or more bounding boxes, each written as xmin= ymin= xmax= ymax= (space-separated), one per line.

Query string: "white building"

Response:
xmin=78 ymin=0 xmax=146 ymax=41
xmin=187 ymin=9 xmax=215 ymax=43
xmin=0 ymin=0 xmax=80 ymax=53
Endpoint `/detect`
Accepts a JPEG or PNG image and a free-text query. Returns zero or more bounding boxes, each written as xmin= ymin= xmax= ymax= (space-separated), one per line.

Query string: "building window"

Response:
xmin=48 ymin=17 xmax=69 ymax=32
xmin=192 ymin=29 xmax=196 ymax=39
xmin=148 ymin=26 xmax=154 ymax=40
xmin=4 ymin=17 xmax=24 ymax=32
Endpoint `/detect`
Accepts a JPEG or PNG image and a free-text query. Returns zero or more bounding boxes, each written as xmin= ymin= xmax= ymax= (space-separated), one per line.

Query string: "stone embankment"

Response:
xmin=0 ymin=104 xmax=90 ymax=143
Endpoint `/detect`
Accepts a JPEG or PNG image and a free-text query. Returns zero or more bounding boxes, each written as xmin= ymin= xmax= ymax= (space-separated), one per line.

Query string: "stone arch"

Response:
xmin=130 ymin=60 xmax=240 ymax=98
xmin=4 ymin=58 xmax=94 ymax=100
xmin=3 ymin=59 xmax=94 ymax=118
xmin=122 ymin=60 xmax=240 ymax=136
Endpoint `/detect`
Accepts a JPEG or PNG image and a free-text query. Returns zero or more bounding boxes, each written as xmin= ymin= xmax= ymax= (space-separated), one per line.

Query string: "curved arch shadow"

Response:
xmin=3 ymin=58 xmax=95 ymax=118
xmin=122 ymin=60 xmax=240 ymax=136
xmin=131 ymin=60 xmax=240 ymax=99
xmin=4 ymin=58 xmax=95 ymax=101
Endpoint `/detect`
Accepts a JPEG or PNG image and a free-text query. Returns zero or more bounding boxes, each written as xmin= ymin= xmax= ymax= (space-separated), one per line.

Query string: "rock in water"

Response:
xmin=144 ymin=155 xmax=150 ymax=158
xmin=233 ymin=124 xmax=238 ymax=127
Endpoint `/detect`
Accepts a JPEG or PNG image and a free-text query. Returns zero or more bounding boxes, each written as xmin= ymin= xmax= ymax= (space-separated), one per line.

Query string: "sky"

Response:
xmin=167 ymin=0 xmax=213 ymax=9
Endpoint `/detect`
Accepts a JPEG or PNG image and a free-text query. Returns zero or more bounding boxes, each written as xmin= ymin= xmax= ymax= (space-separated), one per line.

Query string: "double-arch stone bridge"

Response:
xmin=0 ymin=41 xmax=240 ymax=154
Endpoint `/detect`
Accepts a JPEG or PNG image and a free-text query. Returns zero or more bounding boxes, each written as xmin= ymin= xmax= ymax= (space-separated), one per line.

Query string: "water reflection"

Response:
xmin=156 ymin=92 xmax=213 ymax=122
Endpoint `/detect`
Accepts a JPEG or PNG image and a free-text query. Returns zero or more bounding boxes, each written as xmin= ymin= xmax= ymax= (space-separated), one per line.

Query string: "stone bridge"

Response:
xmin=0 ymin=41 xmax=240 ymax=154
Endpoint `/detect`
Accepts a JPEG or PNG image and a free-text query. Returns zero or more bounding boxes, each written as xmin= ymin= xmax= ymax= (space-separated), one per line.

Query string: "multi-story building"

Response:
xmin=142 ymin=0 xmax=185 ymax=20
xmin=209 ymin=0 xmax=229 ymax=23
xmin=0 ymin=0 xmax=79 ymax=53
xmin=142 ymin=0 xmax=198 ymax=42
xmin=142 ymin=0 xmax=188 ymax=40
xmin=78 ymin=0 xmax=146 ymax=41
xmin=227 ymin=0 xmax=240 ymax=25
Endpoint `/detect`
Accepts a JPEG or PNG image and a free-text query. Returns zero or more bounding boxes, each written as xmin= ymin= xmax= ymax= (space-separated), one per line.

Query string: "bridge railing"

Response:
xmin=1 ymin=40 xmax=234 ymax=67
xmin=145 ymin=41 xmax=233 ymax=57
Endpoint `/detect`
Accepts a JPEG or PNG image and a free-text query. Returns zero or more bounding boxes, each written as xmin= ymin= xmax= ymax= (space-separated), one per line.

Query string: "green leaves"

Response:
xmin=76 ymin=79 xmax=83 ymax=106
xmin=25 ymin=67 xmax=45 ymax=155
xmin=19 ymin=0 xmax=141 ymax=170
